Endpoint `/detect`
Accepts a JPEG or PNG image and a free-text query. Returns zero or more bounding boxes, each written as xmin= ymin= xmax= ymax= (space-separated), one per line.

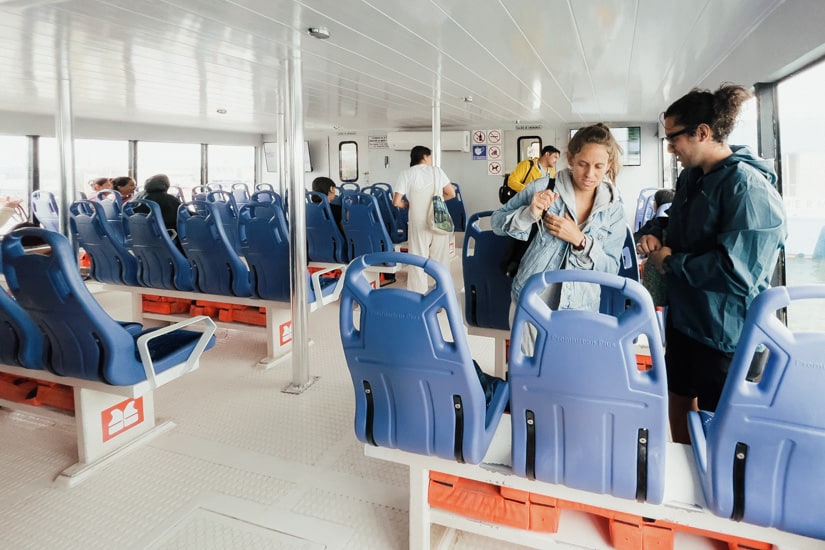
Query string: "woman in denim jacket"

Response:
xmin=492 ymin=123 xmax=627 ymax=349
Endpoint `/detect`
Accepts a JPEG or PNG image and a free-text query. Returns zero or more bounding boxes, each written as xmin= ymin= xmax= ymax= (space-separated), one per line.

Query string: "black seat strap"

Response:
xmin=525 ymin=410 xmax=536 ymax=480
xmin=635 ymin=428 xmax=649 ymax=502
xmin=452 ymin=395 xmax=465 ymax=463
xmin=362 ymin=380 xmax=376 ymax=446
xmin=732 ymin=442 xmax=748 ymax=521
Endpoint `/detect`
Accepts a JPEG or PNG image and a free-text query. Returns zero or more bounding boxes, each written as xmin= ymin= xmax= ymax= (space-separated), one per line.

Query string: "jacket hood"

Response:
xmin=555 ymin=168 xmax=618 ymax=223
xmin=722 ymin=145 xmax=778 ymax=187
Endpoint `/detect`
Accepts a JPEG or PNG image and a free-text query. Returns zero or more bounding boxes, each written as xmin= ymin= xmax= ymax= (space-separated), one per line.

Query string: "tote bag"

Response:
xmin=428 ymin=166 xmax=454 ymax=235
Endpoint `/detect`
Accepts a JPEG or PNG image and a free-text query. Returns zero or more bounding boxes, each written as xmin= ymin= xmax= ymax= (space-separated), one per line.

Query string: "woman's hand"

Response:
xmin=544 ymin=212 xmax=583 ymax=246
xmin=529 ymin=189 xmax=558 ymax=219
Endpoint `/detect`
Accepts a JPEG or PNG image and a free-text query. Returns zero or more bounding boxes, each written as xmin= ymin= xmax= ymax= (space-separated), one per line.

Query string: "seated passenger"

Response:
xmin=311 ymin=176 xmax=343 ymax=233
xmin=134 ymin=174 xmax=182 ymax=235
xmin=111 ymin=176 xmax=137 ymax=202
xmin=88 ymin=177 xmax=112 ymax=194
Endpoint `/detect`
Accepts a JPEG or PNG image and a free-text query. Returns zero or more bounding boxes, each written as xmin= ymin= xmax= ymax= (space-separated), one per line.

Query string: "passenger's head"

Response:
xmin=410 ymin=145 xmax=432 ymax=167
xmin=567 ymin=123 xmax=623 ymax=186
xmin=653 ymin=188 xmax=675 ymax=210
xmin=663 ymin=83 xmax=751 ymax=146
xmin=144 ymin=174 xmax=170 ymax=193
xmin=311 ymin=176 xmax=337 ymax=203
xmin=89 ymin=177 xmax=112 ymax=192
xmin=111 ymin=176 xmax=136 ymax=198
xmin=539 ymin=145 xmax=561 ymax=168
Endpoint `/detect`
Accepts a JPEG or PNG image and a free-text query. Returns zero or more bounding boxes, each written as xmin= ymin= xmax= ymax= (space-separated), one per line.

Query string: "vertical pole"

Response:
xmin=200 ymin=143 xmax=208 ymax=186
xmin=278 ymin=96 xmax=288 ymax=199
xmin=432 ymin=58 xmax=442 ymax=167
xmin=28 ymin=136 xmax=40 ymax=221
xmin=54 ymin=17 xmax=76 ymax=240
xmin=283 ymin=36 xmax=316 ymax=393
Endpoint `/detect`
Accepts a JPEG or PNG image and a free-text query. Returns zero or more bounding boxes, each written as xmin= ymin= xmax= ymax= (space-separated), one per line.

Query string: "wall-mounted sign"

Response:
xmin=368 ymin=136 xmax=388 ymax=149
xmin=472 ymin=130 xmax=487 ymax=144
xmin=487 ymin=129 xmax=502 ymax=144
xmin=515 ymin=122 xmax=543 ymax=130
xmin=487 ymin=160 xmax=502 ymax=175
xmin=487 ymin=145 xmax=501 ymax=159
xmin=472 ymin=145 xmax=487 ymax=160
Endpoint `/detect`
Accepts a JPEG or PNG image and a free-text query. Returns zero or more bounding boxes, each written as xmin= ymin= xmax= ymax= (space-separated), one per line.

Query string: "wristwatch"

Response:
xmin=573 ymin=235 xmax=587 ymax=251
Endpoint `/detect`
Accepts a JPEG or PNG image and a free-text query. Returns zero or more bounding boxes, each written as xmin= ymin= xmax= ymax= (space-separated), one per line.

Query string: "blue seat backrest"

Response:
xmin=231 ymin=182 xmax=250 ymax=207
xmin=178 ymin=201 xmax=252 ymax=297
xmin=0 ymin=283 xmax=43 ymax=369
xmin=206 ymin=182 xmax=223 ymax=192
xmin=123 ymin=199 xmax=195 ymax=291
xmin=206 ymin=190 xmax=242 ymax=252
xmin=462 ymin=211 xmax=514 ymax=330
xmin=688 ymin=284 xmax=825 ymax=539
xmin=254 ymin=182 xmax=275 ymax=192
xmin=94 ymin=190 xmax=125 ymax=244
xmin=633 ymin=187 xmax=659 ymax=233
xmin=446 ymin=183 xmax=467 ymax=232
xmin=340 ymin=251 xmax=510 ymax=464
xmin=1 ymin=228 xmax=213 ymax=385
xmin=339 ymin=182 xmax=360 ymax=196
xmin=364 ymin=184 xmax=406 ymax=244
xmin=69 ymin=200 xmax=139 ymax=286
xmin=250 ymin=190 xmax=284 ymax=211
xmin=342 ymin=192 xmax=394 ymax=262
xmin=31 ymin=190 xmax=60 ymax=232
xmin=509 ymin=269 xmax=667 ymax=503
xmin=599 ymin=226 xmax=641 ymax=315
xmin=306 ymin=191 xmax=347 ymax=263
xmin=191 ymin=185 xmax=209 ymax=203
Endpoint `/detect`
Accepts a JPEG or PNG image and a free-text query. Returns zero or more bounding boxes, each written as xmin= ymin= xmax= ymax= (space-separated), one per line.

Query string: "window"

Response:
xmin=776 ymin=59 xmax=825 ymax=330
xmin=339 ymin=141 xmax=358 ymax=182
xmin=137 ymin=142 xmax=201 ymax=201
xmin=207 ymin=144 xmax=255 ymax=185
xmin=0 ymin=135 xmax=29 ymax=199
xmin=517 ymin=136 xmax=542 ymax=162
xmin=40 ymin=138 xmax=129 ymax=199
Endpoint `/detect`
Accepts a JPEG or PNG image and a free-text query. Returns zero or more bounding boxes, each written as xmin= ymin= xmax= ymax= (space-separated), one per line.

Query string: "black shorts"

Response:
xmin=665 ymin=321 xmax=733 ymax=411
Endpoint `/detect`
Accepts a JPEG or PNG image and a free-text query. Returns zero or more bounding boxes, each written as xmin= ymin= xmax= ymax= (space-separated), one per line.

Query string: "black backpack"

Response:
xmin=498 ymin=159 xmax=534 ymax=204
xmin=503 ymin=177 xmax=556 ymax=277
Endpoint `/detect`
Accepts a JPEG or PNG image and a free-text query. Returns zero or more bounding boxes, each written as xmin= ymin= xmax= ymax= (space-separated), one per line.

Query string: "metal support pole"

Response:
xmin=283 ymin=39 xmax=316 ymax=394
xmin=432 ymin=60 xmax=442 ymax=167
xmin=54 ymin=18 xmax=76 ymax=242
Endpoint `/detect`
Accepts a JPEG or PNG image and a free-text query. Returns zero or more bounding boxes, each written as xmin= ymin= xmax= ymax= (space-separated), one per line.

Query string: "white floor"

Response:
xmin=0 ymin=259 xmax=746 ymax=550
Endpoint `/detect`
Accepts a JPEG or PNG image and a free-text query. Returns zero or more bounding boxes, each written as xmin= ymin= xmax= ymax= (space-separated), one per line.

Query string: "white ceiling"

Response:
xmin=0 ymin=0 xmax=822 ymax=135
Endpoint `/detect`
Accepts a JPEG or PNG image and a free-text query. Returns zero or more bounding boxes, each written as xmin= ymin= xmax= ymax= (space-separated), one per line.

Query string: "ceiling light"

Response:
xmin=307 ymin=27 xmax=330 ymax=39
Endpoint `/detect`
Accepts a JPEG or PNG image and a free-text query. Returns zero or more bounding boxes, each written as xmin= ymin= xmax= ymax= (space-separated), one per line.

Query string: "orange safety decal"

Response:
xmin=279 ymin=320 xmax=293 ymax=345
xmin=101 ymin=397 xmax=144 ymax=442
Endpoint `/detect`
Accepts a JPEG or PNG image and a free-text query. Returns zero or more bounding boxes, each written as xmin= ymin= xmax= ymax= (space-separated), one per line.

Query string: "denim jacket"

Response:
xmin=491 ymin=169 xmax=627 ymax=310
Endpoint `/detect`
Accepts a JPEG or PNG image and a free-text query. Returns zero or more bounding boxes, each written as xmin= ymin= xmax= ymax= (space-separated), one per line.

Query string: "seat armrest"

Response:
xmin=135 ymin=315 xmax=217 ymax=389
xmin=310 ymin=263 xmax=347 ymax=306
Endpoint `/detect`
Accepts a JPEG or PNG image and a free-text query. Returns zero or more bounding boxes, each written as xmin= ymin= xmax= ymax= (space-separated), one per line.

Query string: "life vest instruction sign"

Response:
xmin=102 ymin=397 xmax=144 ymax=442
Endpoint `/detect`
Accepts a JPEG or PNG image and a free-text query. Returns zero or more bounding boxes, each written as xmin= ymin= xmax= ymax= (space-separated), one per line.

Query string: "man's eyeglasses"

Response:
xmin=664 ymin=127 xmax=695 ymax=144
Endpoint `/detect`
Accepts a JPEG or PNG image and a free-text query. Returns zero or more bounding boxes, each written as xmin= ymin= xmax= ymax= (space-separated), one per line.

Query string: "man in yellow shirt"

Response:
xmin=507 ymin=145 xmax=561 ymax=193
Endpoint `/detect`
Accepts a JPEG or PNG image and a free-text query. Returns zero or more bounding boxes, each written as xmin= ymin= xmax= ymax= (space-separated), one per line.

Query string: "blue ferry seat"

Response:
xmin=254 ymin=182 xmax=275 ymax=192
xmin=339 ymin=181 xmax=360 ymax=196
xmin=191 ymin=185 xmax=210 ymax=203
xmin=206 ymin=190 xmax=242 ymax=253
xmin=168 ymin=185 xmax=185 ymax=202
xmin=599 ymin=226 xmax=641 ymax=315
xmin=509 ymin=269 xmax=668 ymax=503
xmin=93 ymin=189 xmax=126 ymax=244
xmin=373 ymin=182 xmax=408 ymax=242
xmin=364 ymin=183 xmax=406 ymax=244
xmin=446 ymin=182 xmax=467 ymax=232
xmin=177 ymin=201 xmax=252 ymax=297
xmin=238 ymin=201 xmax=340 ymax=304
xmin=230 ymin=182 xmax=250 ymax=207
xmin=1 ymin=228 xmax=215 ymax=386
xmin=306 ymin=191 xmax=348 ymax=264
xmin=688 ymin=284 xmax=825 ymax=539
xmin=123 ymin=200 xmax=195 ymax=291
xmin=462 ymin=211 xmax=514 ymax=331
xmin=0 ymin=284 xmax=43 ymax=369
xmin=340 ymin=251 xmax=509 ymax=464
xmin=31 ymin=190 xmax=60 ymax=232
xmin=342 ymin=192 xmax=394 ymax=263
xmin=69 ymin=200 xmax=139 ymax=286
xmin=633 ymin=187 xmax=659 ymax=233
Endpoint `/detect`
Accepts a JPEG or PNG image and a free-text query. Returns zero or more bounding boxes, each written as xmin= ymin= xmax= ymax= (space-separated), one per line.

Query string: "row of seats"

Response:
xmin=71 ymin=196 xmax=338 ymax=303
xmin=341 ymin=250 xmax=825 ymax=540
xmin=0 ymin=228 xmax=216 ymax=385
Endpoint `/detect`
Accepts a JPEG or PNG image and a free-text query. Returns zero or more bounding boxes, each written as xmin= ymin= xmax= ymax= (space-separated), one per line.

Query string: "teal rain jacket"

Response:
xmin=645 ymin=145 xmax=786 ymax=353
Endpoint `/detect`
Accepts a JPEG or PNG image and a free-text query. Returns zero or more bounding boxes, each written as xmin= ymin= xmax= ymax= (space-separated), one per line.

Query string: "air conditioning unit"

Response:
xmin=386 ymin=131 xmax=470 ymax=152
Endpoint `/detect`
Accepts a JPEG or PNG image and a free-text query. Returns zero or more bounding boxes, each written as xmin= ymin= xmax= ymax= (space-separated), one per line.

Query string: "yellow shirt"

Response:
xmin=506 ymin=159 xmax=556 ymax=192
